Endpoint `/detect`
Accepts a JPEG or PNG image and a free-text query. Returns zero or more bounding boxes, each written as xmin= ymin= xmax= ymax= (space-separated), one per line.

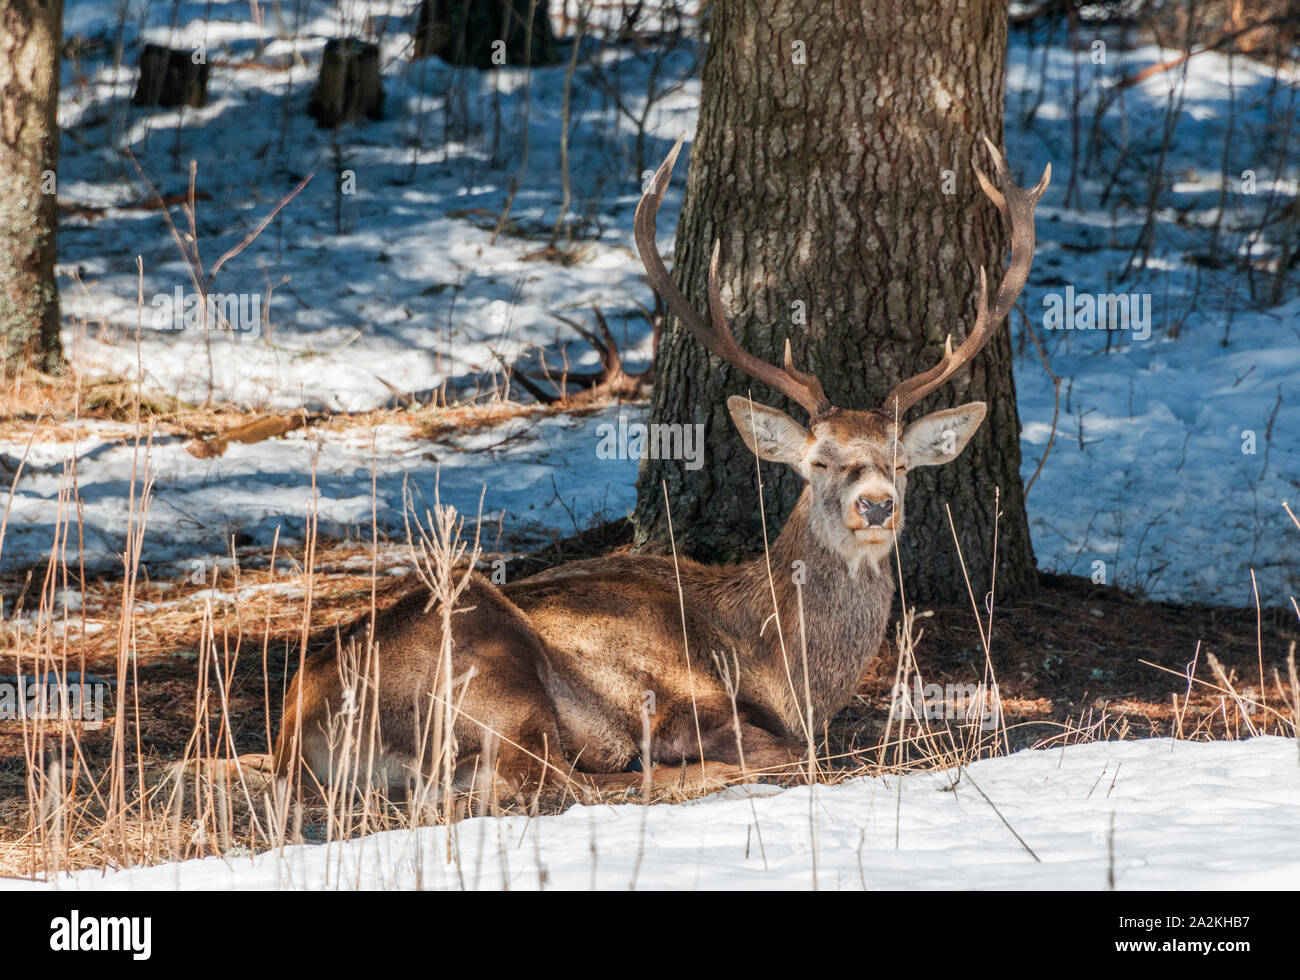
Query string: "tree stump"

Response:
xmin=412 ymin=0 xmax=559 ymax=69
xmin=132 ymin=44 xmax=210 ymax=108
xmin=307 ymin=39 xmax=384 ymax=128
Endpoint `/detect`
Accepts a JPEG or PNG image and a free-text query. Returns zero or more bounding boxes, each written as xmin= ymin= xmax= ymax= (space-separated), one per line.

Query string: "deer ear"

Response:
xmin=901 ymin=402 xmax=987 ymax=467
xmin=727 ymin=395 xmax=809 ymax=465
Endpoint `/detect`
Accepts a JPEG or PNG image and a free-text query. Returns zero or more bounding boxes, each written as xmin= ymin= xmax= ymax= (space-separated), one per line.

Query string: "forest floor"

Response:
xmin=3 ymin=492 xmax=1296 ymax=877
xmin=1 ymin=4 xmax=1298 ymax=884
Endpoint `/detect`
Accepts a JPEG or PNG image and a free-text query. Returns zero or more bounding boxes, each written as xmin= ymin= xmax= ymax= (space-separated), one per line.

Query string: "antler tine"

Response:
xmin=633 ymin=135 xmax=709 ymax=341
xmin=635 ymin=134 xmax=831 ymax=419
xmin=881 ymin=137 xmax=1051 ymax=419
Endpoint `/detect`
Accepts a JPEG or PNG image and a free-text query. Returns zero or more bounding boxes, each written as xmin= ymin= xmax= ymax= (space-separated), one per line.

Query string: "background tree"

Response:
xmin=634 ymin=0 xmax=1040 ymax=602
xmin=414 ymin=0 xmax=558 ymax=69
xmin=0 ymin=0 xmax=63 ymax=373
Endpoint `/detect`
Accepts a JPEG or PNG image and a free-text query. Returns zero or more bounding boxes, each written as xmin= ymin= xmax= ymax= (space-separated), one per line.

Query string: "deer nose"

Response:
xmin=856 ymin=496 xmax=894 ymax=527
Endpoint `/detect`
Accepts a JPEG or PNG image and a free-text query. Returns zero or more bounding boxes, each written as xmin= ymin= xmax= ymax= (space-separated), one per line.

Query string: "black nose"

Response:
xmin=857 ymin=497 xmax=894 ymax=526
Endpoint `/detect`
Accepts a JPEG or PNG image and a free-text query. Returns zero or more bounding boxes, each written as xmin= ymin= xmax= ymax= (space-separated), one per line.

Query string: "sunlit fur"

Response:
xmin=274 ymin=399 xmax=986 ymax=799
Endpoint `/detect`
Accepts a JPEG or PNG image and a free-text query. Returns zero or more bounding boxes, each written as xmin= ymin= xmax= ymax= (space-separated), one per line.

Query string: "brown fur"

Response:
xmin=270 ymin=136 xmax=1049 ymax=801
xmin=272 ymin=398 xmax=987 ymax=800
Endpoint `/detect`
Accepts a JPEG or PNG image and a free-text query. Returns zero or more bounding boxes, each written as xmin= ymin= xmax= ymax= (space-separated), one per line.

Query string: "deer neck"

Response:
xmin=694 ymin=487 xmax=895 ymax=735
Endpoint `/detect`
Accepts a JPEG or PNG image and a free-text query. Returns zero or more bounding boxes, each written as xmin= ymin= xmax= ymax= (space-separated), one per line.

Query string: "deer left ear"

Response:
xmin=900 ymin=402 xmax=987 ymax=467
xmin=727 ymin=395 xmax=809 ymax=465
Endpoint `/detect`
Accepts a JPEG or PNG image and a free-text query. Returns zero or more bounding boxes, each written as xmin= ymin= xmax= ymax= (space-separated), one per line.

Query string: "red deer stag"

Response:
xmin=272 ymin=136 xmax=1050 ymax=799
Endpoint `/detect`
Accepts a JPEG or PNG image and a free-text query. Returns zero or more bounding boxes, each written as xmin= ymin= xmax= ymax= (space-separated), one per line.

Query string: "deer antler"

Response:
xmin=634 ymin=135 xmax=832 ymax=420
xmin=880 ymin=136 xmax=1051 ymax=420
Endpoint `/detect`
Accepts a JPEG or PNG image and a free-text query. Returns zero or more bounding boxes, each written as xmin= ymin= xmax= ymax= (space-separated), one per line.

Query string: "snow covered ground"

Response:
xmin=0 ymin=4 xmax=1296 ymax=606
xmin=1 ymin=7 xmax=1297 ymax=892
xmin=8 ymin=737 xmax=1297 ymax=890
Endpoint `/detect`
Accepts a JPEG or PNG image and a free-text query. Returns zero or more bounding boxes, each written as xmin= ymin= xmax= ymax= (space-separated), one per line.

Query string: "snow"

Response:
xmin=9 ymin=737 xmax=1297 ymax=890
xmin=0 ymin=403 xmax=638 ymax=586
xmin=0 ymin=5 xmax=1295 ymax=606
xmin=0 ymin=4 xmax=1297 ymax=892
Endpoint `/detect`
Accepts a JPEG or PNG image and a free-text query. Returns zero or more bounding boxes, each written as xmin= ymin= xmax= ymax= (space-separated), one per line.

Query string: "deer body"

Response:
xmin=273 ymin=137 xmax=1049 ymax=798
xmin=276 ymin=490 xmax=892 ymax=795
xmin=506 ymin=486 xmax=895 ymax=764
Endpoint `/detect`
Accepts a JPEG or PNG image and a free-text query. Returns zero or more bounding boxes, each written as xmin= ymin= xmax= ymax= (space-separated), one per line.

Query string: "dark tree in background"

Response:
xmin=635 ymin=0 xmax=1038 ymax=602
xmin=414 ymin=0 xmax=558 ymax=69
xmin=0 ymin=0 xmax=63 ymax=373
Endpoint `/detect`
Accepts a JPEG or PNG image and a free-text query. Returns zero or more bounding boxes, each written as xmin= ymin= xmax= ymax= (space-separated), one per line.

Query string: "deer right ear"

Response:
xmin=727 ymin=395 xmax=809 ymax=465
xmin=900 ymin=402 xmax=987 ymax=467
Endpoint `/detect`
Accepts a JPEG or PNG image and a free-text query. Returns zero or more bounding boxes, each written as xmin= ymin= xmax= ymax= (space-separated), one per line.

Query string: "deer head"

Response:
xmin=635 ymin=135 xmax=1050 ymax=571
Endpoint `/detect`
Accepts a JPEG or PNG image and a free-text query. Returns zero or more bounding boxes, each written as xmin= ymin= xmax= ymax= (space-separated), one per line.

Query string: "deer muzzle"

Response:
xmin=856 ymin=496 xmax=895 ymax=528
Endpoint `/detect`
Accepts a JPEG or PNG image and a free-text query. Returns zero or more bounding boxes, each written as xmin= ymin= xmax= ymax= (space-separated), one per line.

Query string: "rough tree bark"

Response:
xmin=0 ymin=0 xmax=63 ymax=373
xmin=634 ymin=0 xmax=1038 ymax=602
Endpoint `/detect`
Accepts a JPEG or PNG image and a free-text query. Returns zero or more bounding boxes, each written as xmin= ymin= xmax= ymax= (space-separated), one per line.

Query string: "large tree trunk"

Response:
xmin=0 ymin=0 xmax=63 ymax=373
xmin=634 ymin=0 xmax=1037 ymax=602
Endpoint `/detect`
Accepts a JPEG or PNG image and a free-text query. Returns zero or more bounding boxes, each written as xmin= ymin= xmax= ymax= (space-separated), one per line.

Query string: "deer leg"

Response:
xmin=702 ymin=722 xmax=810 ymax=781
xmin=454 ymin=720 xmax=581 ymax=804
xmin=568 ymin=723 xmax=808 ymax=798
xmin=573 ymin=760 xmax=741 ymax=798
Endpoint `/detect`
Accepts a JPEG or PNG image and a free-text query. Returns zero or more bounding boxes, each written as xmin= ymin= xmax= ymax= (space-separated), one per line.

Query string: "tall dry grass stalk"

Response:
xmin=4 ymin=405 xmax=1297 ymax=883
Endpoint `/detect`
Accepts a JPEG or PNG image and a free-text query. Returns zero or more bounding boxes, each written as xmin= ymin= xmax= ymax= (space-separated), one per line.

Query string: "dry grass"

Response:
xmin=0 ymin=356 xmax=616 ymax=455
xmin=3 ymin=479 xmax=1296 ymax=882
xmin=1 ymin=371 xmax=1297 ymax=883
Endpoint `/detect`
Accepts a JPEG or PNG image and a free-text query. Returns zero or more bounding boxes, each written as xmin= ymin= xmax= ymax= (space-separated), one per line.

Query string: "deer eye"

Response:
xmin=811 ymin=460 xmax=828 ymax=470
xmin=894 ymin=464 xmax=907 ymax=474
